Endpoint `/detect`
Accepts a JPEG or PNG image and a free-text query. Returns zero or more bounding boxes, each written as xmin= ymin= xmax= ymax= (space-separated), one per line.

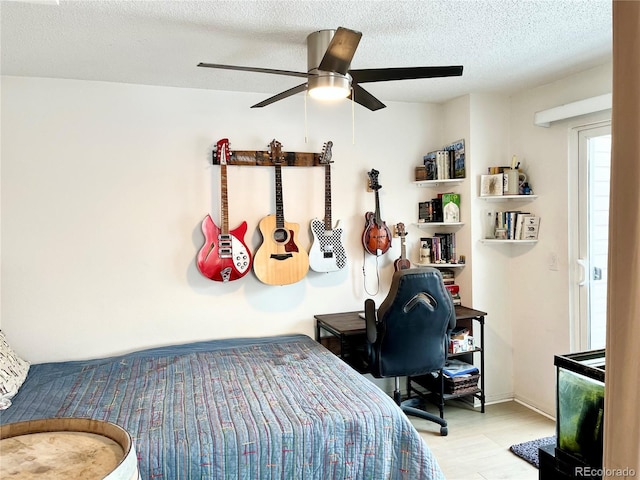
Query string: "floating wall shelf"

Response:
xmin=480 ymin=239 xmax=538 ymax=245
xmin=414 ymin=222 xmax=464 ymax=228
xmin=414 ymin=262 xmax=465 ymax=268
xmin=479 ymin=195 xmax=538 ymax=202
xmin=414 ymin=179 xmax=464 ymax=188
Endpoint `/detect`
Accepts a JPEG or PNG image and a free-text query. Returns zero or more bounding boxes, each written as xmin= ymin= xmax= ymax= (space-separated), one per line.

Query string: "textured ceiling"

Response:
xmin=1 ymin=0 xmax=612 ymax=105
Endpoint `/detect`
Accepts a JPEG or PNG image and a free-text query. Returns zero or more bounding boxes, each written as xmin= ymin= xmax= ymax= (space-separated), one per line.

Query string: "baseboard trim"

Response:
xmin=484 ymin=397 xmax=514 ymax=406
xmin=513 ymin=398 xmax=555 ymax=421
xmin=480 ymin=396 xmax=556 ymax=421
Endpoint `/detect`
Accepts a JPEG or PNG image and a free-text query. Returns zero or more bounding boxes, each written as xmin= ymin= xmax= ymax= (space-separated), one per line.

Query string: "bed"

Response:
xmin=0 ymin=333 xmax=444 ymax=479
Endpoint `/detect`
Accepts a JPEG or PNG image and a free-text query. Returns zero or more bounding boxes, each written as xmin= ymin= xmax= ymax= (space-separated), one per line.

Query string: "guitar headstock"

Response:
xmin=269 ymin=139 xmax=284 ymax=165
xmin=216 ymin=138 xmax=231 ymax=165
xmin=320 ymin=141 xmax=333 ymax=165
xmin=367 ymin=169 xmax=381 ymax=191
xmin=396 ymin=223 xmax=407 ymax=237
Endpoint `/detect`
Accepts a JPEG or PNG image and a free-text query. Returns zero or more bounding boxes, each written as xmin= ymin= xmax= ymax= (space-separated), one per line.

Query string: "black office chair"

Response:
xmin=364 ymin=267 xmax=455 ymax=436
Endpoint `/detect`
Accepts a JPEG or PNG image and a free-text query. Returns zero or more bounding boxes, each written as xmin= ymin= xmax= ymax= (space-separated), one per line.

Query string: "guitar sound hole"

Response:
xmin=273 ymin=228 xmax=289 ymax=243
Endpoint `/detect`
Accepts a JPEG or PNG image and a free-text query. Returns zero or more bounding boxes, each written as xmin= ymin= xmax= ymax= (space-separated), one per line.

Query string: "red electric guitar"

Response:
xmin=196 ymin=138 xmax=252 ymax=282
xmin=393 ymin=223 xmax=411 ymax=271
xmin=362 ymin=169 xmax=392 ymax=256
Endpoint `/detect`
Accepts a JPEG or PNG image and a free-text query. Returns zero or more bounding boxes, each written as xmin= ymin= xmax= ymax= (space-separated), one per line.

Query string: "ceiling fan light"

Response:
xmin=308 ymin=74 xmax=350 ymax=101
xmin=309 ymin=85 xmax=350 ymax=100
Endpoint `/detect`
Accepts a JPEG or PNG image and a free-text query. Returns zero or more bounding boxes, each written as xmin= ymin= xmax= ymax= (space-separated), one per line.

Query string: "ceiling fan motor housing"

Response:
xmin=307 ymin=29 xmax=351 ymax=90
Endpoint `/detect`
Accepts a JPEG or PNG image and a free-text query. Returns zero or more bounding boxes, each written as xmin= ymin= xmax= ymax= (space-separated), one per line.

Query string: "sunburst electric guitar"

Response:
xmin=253 ymin=140 xmax=309 ymax=285
xmin=309 ymin=141 xmax=347 ymax=273
xmin=196 ymin=138 xmax=252 ymax=282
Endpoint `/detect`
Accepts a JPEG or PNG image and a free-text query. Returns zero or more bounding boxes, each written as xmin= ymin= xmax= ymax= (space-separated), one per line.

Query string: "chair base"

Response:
xmin=395 ymin=377 xmax=448 ymax=436
xmin=401 ymin=405 xmax=448 ymax=436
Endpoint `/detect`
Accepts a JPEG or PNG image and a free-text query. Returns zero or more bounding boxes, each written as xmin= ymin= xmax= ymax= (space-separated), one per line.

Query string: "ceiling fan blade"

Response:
xmin=349 ymin=84 xmax=386 ymax=111
xmin=251 ymin=83 xmax=308 ymax=108
xmin=350 ymin=66 xmax=463 ymax=84
xmin=198 ymin=63 xmax=310 ymax=79
xmin=317 ymin=27 xmax=362 ymax=75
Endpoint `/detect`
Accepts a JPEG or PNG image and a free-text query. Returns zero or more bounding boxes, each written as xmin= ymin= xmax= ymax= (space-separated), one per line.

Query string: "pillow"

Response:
xmin=0 ymin=330 xmax=30 ymax=410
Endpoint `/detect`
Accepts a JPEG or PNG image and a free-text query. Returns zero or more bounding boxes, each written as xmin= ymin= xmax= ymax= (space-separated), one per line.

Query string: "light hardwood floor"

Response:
xmin=407 ymin=400 xmax=555 ymax=480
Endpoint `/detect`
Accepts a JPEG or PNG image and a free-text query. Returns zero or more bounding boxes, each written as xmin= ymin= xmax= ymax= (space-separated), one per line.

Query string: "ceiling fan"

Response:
xmin=198 ymin=27 xmax=463 ymax=111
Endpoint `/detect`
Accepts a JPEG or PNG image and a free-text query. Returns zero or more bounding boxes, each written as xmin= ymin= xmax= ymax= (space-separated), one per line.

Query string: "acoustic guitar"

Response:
xmin=309 ymin=141 xmax=347 ymax=273
xmin=196 ymin=138 xmax=252 ymax=282
xmin=393 ymin=223 xmax=411 ymax=271
xmin=362 ymin=169 xmax=392 ymax=256
xmin=253 ymin=140 xmax=309 ymax=285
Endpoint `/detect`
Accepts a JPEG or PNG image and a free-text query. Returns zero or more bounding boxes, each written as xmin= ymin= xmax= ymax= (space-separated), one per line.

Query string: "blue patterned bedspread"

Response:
xmin=0 ymin=334 xmax=444 ymax=479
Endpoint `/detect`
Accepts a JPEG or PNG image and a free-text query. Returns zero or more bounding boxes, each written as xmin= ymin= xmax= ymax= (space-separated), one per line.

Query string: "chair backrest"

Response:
xmin=370 ymin=267 xmax=456 ymax=378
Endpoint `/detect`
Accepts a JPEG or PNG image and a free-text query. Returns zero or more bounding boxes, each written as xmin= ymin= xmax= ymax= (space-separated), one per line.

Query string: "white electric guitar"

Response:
xmin=309 ymin=141 xmax=347 ymax=272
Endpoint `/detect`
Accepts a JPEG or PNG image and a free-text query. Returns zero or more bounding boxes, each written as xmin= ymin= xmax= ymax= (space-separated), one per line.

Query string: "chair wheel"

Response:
xmin=440 ymin=426 xmax=448 ymax=436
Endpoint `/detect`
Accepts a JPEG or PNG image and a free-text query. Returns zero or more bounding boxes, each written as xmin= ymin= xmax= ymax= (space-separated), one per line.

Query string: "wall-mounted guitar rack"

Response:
xmin=212 ymin=149 xmax=324 ymax=167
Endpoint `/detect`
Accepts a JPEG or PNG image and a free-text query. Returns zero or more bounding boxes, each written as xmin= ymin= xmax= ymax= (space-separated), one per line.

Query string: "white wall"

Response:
xmin=1 ymin=62 xmax=613 ymax=414
xmin=1 ymin=76 xmax=447 ymax=363
xmin=508 ymin=62 xmax=612 ymax=414
xmin=467 ymin=93 xmax=515 ymax=404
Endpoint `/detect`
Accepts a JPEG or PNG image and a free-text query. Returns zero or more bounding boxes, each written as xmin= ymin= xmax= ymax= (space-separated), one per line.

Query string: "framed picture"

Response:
xmin=480 ymin=174 xmax=504 ymax=196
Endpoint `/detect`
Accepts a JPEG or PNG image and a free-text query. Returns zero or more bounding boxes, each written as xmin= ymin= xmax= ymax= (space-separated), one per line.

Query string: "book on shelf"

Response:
xmin=522 ymin=216 xmax=541 ymax=240
xmin=436 ymin=151 xmax=450 ymax=180
xmin=419 ymin=233 xmax=458 ymax=264
xmin=422 ymin=148 xmax=456 ymax=180
xmin=490 ymin=211 xmax=540 ymax=240
xmin=423 ymin=152 xmax=437 ymax=180
xmin=442 ymin=192 xmax=461 ymax=223
xmin=422 ymin=140 xmax=466 ymax=181
xmin=418 ymin=196 xmax=443 ymax=223
xmin=444 ymin=139 xmax=465 ymax=179
xmin=514 ymin=213 xmax=528 ymax=240
xmin=440 ymin=269 xmax=455 ymax=284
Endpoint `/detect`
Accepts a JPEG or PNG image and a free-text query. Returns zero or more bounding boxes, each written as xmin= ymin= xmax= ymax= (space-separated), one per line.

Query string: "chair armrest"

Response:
xmin=364 ymin=298 xmax=377 ymax=343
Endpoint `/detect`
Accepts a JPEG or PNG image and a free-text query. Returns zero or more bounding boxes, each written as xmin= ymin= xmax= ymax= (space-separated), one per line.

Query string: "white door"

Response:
xmin=571 ymin=123 xmax=611 ymax=351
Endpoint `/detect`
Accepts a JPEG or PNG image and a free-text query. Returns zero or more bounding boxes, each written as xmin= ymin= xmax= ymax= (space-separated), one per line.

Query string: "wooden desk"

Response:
xmin=314 ymin=305 xmax=487 ymax=411
xmin=314 ymin=306 xmax=486 ymax=355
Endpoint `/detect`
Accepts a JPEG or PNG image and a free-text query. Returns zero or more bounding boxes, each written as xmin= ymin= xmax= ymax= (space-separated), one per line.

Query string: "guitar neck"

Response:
xmin=324 ymin=163 xmax=332 ymax=230
xmin=220 ymin=163 xmax=229 ymax=234
xmin=274 ymin=164 xmax=285 ymax=228
xmin=401 ymin=237 xmax=406 ymax=259
xmin=374 ymin=190 xmax=382 ymax=225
